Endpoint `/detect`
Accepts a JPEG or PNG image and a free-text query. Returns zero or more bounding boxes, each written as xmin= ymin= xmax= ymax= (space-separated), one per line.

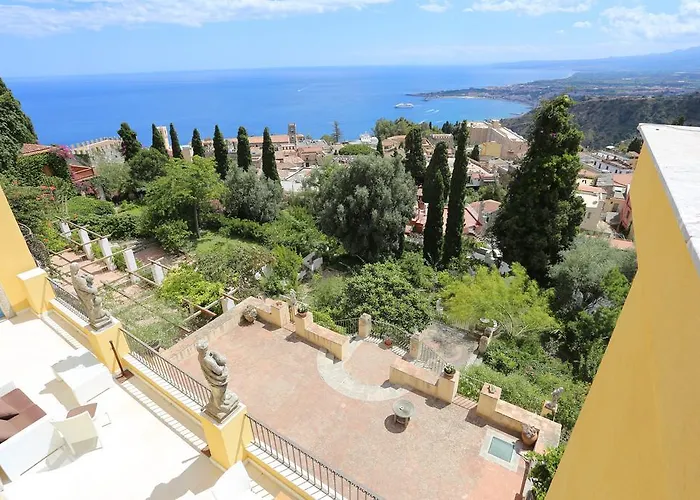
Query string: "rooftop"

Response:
xmin=165 ymin=319 xmax=529 ymax=500
xmin=639 ymin=123 xmax=700 ymax=272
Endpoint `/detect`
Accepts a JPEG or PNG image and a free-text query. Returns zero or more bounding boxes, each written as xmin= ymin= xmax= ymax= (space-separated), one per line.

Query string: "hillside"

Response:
xmin=502 ymin=93 xmax=700 ymax=148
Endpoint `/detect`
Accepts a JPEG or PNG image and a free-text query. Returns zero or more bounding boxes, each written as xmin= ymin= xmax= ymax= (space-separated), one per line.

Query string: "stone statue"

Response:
xmin=546 ymin=387 xmax=565 ymax=410
xmin=196 ymin=338 xmax=239 ymax=422
xmin=70 ymin=263 xmax=111 ymax=329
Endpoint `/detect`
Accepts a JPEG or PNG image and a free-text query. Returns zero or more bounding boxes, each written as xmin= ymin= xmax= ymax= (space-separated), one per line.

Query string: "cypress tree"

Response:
xmin=151 ymin=124 xmax=168 ymax=156
xmin=404 ymin=128 xmax=425 ymax=185
xmin=423 ymin=145 xmax=447 ymax=267
xmin=627 ymin=136 xmax=642 ymax=154
xmin=237 ymin=126 xmax=252 ymax=171
xmin=470 ymin=144 xmax=480 ymax=161
xmin=213 ymin=124 xmax=228 ymax=179
xmin=191 ymin=128 xmax=205 ymax=157
xmin=376 ymin=136 xmax=384 ymax=157
xmin=170 ymin=123 xmax=182 ymax=159
xmin=261 ymin=127 xmax=279 ymax=181
xmin=492 ymin=95 xmax=586 ymax=283
xmin=117 ymin=122 xmax=141 ymax=161
xmin=442 ymin=122 xmax=469 ymax=267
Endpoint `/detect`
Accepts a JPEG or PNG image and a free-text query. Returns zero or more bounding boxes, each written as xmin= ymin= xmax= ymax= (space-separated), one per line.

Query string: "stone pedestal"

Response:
xmin=358 ymin=313 xmax=372 ymax=339
xmin=478 ymin=335 xmax=490 ymax=354
xmin=78 ymin=228 xmax=94 ymax=260
xmin=98 ymin=238 xmax=116 ymax=271
xmin=436 ymin=370 xmax=460 ymax=403
xmin=476 ymin=383 xmax=502 ymax=419
xmin=221 ymin=296 xmax=235 ymax=312
xmin=199 ymin=404 xmax=252 ymax=469
xmin=294 ymin=311 xmax=314 ymax=336
xmin=409 ymin=333 xmax=421 ymax=358
xmin=541 ymin=401 xmax=557 ymax=418
xmin=59 ymin=221 xmax=72 ymax=240
xmin=123 ymin=249 xmax=139 ymax=284
xmin=152 ymin=262 xmax=165 ymax=285
xmin=17 ymin=267 xmax=54 ymax=314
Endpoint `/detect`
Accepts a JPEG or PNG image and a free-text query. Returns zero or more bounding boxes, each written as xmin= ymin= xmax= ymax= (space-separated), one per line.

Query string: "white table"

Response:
xmin=51 ymin=348 xmax=114 ymax=405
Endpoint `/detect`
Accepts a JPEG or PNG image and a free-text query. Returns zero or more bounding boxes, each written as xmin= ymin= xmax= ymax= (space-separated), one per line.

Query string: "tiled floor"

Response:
xmin=172 ymin=320 xmax=528 ymax=500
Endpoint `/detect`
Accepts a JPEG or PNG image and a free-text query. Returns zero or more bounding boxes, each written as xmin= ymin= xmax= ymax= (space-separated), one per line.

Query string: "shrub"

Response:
xmin=159 ymin=265 xmax=223 ymax=307
xmin=224 ymin=167 xmax=283 ymax=223
xmin=264 ymin=207 xmax=336 ymax=257
xmin=311 ymin=309 xmax=341 ymax=332
xmin=262 ymin=245 xmax=303 ymax=296
xmin=310 ymin=275 xmax=346 ymax=314
xmin=526 ymin=444 xmax=566 ymax=500
xmin=66 ymin=196 xmax=115 ymax=217
xmin=218 ymin=216 xmax=267 ymax=243
xmin=154 ymin=220 xmax=192 ymax=253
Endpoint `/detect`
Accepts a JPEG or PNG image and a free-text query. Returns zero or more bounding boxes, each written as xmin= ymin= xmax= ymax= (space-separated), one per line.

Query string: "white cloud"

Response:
xmin=419 ymin=0 xmax=449 ymax=13
xmin=0 ymin=0 xmax=393 ymax=36
xmin=468 ymin=0 xmax=592 ymax=16
xmin=556 ymin=29 xmax=565 ymax=34
xmin=602 ymin=1 xmax=700 ymax=39
xmin=573 ymin=20 xmax=591 ymax=28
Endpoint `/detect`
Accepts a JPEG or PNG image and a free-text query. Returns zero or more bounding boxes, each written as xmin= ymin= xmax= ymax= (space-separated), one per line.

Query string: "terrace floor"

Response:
xmin=0 ymin=311 xmax=274 ymax=499
xmin=171 ymin=320 xmax=528 ymax=500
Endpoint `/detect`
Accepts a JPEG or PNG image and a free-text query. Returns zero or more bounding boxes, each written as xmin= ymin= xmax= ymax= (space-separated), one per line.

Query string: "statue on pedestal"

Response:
xmin=196 ymin=338 xmax=239 ymax=422
xmin=546 ymin=387 xmax=565 ymax=410
xmin=70 ymin=263 xmax=111 ymax=329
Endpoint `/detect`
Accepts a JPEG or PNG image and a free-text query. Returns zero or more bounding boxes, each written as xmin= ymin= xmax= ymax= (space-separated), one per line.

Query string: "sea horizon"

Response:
xmin=6 ymin=65 xmax=572 ymax=146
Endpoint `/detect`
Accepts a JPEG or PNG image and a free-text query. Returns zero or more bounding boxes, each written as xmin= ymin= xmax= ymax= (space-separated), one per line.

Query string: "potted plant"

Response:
xmin=443 ymin=364 xmax=456 ymax=378
xmin=384 ymin=337 xmax=393 ymax=347
xmin=521 ymin=423 xmax=539 ymax=446
xmin=242 ymin=305 xmax=258 ymax=323
xmin=296 ymin=302 xmax=309 ymax=317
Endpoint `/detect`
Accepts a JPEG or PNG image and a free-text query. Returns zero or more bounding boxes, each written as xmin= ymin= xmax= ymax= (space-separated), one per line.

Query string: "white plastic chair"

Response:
xmin=51 ymin=411 xmax=101 ymax=456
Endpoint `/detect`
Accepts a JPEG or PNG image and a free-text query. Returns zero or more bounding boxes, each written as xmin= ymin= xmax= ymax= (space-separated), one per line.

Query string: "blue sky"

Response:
xmin=1 ymin=0 xmax=699 ymax=77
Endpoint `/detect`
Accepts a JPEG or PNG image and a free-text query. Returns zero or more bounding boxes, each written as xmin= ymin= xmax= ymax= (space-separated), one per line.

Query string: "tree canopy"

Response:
xmin=213 ymin=125 xmax=228 ymax=179
xmin=338 ymin=144 xmax=374 ymax=156
xmin=117 ymin=123 xmax=141 ymax=161
xmin=423 ymin=155 xmax=445 ymax=267
xmin=403 ymin=128 xmax=425 ymax=185
xmin=224 ymin=167 xmax=283 ymax=223
xmin=128 ymin=148 xmax=168 ymax=186
xmin=470 ymin=144 xmax=480 ymax=161
xmin=236 ymin=126 xmax=252 ymax=171
xmin=316 ymin=155 xmax=415 ymax=261
xmin=493 ymin=95 xmax=585 ymax=283
xmin=627 ymin=136 xmax=642 ymax=153
xmin=442 ymin=122 xmax=469 ymax=267
xmin=332 ymin=121 xmax=342 ymax=144
xmin=170 ymin=123 xmax=182 ymax=159
xmin=422 ymin=141 xmax=450 ymax=206
xmin=191 ymin=128 xmax=205 ymax=157
xmin=376 ymin=136 xmax=384 ymax=157
xmin=261 ymin=127 xmax=279 ymax=181
xmin=151 ymin=124 xmax=168 ymax=156
xmin=0 ymin=78 xmax=37 ymax=172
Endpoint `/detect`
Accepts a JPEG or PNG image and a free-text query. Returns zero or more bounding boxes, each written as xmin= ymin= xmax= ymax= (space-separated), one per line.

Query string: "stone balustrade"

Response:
xmin=293 ymin=311 xmax=349 ymax=361
xmin=388 ymin=358 xmax=459 ymax=403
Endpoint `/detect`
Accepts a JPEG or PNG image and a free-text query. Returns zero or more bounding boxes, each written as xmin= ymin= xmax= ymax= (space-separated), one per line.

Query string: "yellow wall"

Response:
xmin=479 ymin=141 xmax=502 ymax=158
xmin=0 ymin=186 xmax=39 ymax=313
xmin=548 ymin=144 xmax=700 ymax=499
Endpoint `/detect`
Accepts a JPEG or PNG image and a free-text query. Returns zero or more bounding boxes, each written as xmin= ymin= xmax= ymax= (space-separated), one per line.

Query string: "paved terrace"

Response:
xmin=168 ymin=319 xmax=529 ymax=500
xmin=0 ymin=312 xmax=275 ymax=499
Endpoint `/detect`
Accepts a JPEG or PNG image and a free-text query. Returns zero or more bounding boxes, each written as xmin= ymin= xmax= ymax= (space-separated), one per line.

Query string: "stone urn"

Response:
xmin=242 ymin=305 xmax=258 ymax=323
xmin=521 ymin=423 xmax=539 ymax=447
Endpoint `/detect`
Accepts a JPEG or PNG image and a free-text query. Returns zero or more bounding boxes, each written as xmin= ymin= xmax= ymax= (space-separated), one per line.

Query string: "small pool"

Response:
xmin=487 ymin=436 xmax=515 ymax=462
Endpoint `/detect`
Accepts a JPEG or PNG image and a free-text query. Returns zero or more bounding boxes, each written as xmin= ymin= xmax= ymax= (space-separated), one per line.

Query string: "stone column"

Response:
xmin=78 ymin=228 xmax=94 ymax=260
xmin=221 ymin=296 xmax=235 ymax=312
xmin=123 ymin=249 xmax=139 ymax=284
xmin=198 ymin=404 xmax=252 ymax=469
xmin=17 ymin=268 xmax=54 ymax=314
xmin=152 ymin=262 xmax=165 ymax=285
xmin=98 ymin=237 xmax=116 ymax=271
xmin=476 ymin=383 xmax=501 ymax=419
xmin=409 ymin=332 xmax=421 ymax=359
xmin=358 ymin=313 xmax=372 ymax=339
xmin=59 ymin=221 xmax=72 ymax=240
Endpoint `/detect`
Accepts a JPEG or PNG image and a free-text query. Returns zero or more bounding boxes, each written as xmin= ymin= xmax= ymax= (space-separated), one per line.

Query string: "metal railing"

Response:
xmin=48 ymin=278 xmax=89 ymax=322
xmin=247 ymin=415 xmax=382 ymax=500
xmin=121 ymin=328 xmax=211 ymax=409
xmin=334 ymin=318 xmax=359 ymax=336
xmin=370 ymin=320 xmax=412 ymax=351
xmin=416 ymin=342 xmax=446 ymax=373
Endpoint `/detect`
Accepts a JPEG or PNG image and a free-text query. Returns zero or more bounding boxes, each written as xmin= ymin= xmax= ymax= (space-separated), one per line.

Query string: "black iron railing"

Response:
xmin=48 ymin=278 xmax=89 ymax=322
xmin=371 ymin=319 xmax=412 ymax=351
xmin=248 ymin=415 xmax=382 ymax=500
xmin=334 ymin=318 xmax=359 ymax=336
xmin=417 ymin=342 xmax=446 ymax=373
xmin=121 ymin=328 xmax=211 ymax=409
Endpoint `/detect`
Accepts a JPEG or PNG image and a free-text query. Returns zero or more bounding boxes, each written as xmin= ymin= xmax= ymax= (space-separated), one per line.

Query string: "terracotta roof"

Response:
xmin=468 ymin=200 xmax=501 ymax=214
xmin=249 ymin=134 xmax=294 ymax=145
xmin=20 ymin=144 xmax=56 ymax=156
xmin=577 ymin=184 xmax=606 ymax=194
xmin=613 ymin=173 xmax=634 ymax=187
xmin=578 ymin=169 xmax=599 ymax=179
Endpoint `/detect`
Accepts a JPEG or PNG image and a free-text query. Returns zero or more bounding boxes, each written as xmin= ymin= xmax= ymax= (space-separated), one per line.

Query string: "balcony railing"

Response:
xmin=248 ymin=415 xmax=382 ymax=500
xmin=121 ymin=328 xmax=211 ymax=410
xmin=48 ymin=278 xmax=89 ymax=322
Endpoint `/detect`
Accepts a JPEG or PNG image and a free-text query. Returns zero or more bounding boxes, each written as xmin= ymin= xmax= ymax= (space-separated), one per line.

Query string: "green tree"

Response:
xmin=627 ymin=136 xmax=643 ymax=153
xmin=493 ymin=95 xmax=586 ymax=283
xmin=423 ymin=161 xmax=445 ymax=267
xmin=224 ymin=167 xmax=283 ymax=223
xmin=442 ymin=264 xmax=559 ymax=337
xmin=169 ymin=123 xmax=182 ymax=159
xmin=191 ymin=128 xmax=205 ymax=157
xmin=478 ymin=183 xmax=506 ymax=202
xmin=526 ymin=444 xmax=566 ymax=500
xmin=321 ymin=134 xmax=335 ymax=145
xmin=236 ymin=126 xmax=252 ymax=171
xmin=128 ymin=148 xmax=168 ymax=186
xmin=144 ymin=157 xmax=223 ymax=238
xmin=470 ymin=144 xmax=480 ymax=161
xmin=373 ymin=117 xmax=416 ymax=138
xmin=316 ymin=155 xmax=415 ymax=261
xmin=442 ymin=122 xmax=469 ymax=267
xmin=441 ymin=121 xmax=454 ymax=134
xmin=338 ymin=144 xmax=374 ymax=155
xmin=261 ymin=127 xmax=279 ymax=181
xmin=423 ymin=142 xmax=450 ymax=205
xmin=376 ymin=136 xmax=384 ymax=157
xmin=212 ymin=125 xmax=228 ymax=179
xmin=671 ymin=115 xmax=686 ymax=126
xmin=151 ymin=124 xmax=168 ymax=156
xmin=339 ymin=262 xmax=433 ymax=333
xmin=93 ymin=161 xmax=131 ymax=199
xmin=403 ymin=128 xmax=425 ymax=185
xmin=117 ymin=123 xmax=142 ymax=161
xmin=0 ymin=78 xmax=37 ymax=172
xmin=332 ymin=120 xmax=342 ymax=144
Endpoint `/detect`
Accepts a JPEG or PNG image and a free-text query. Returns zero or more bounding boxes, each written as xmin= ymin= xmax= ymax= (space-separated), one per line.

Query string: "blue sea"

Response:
xmin=6 ymin=66 xmax=571 ymax=146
